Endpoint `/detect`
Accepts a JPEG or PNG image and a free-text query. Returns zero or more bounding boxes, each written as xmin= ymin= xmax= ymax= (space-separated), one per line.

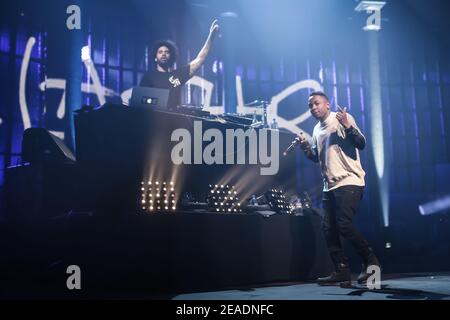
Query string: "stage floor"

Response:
xmin=173 ymin=273 xmax=450 ymax=300
xmin=2 ymin=273 xmax=449 ymax=300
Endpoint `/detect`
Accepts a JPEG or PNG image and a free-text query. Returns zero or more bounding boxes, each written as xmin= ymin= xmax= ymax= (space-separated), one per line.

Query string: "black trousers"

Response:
xmin=322 ymin=185 xmax=372 ymax=267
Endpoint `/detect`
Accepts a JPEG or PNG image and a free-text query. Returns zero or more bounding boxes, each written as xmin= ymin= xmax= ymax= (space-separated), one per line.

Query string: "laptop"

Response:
xmin=130 ymin=87 xmax=169 ymax=110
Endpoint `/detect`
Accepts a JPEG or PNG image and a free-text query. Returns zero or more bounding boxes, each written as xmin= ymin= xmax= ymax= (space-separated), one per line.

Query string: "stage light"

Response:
xmin=207 ymin=184 xmax=243 ymax=213
xmin=140 ymin=180 xmax=178 ymax=212
xmin=265 ymin=188 xmax=291 ymax=214
xmin=221 ymin=11 xmax=238 ymax=18
xmin=355 ymin=0 xmax=389 ymax=227
xmin=419 ymin=195 xmax=450 ymax=216
xmin=385 ymin=242 xmax=391 ymax=249
xmin=354 ymin=1 xmax=386 ymax=32
xmin=81 ymin=45 xmax=91 ymax=62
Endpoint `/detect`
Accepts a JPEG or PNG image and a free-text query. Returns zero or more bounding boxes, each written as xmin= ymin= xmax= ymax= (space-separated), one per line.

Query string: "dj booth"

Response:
xmin=4 ymin=104 xmax=333 ymax=293
xmin=74 ymin=103 xmax=301 ymax=215
xmin=70 ymin=104 xmax=333 ymax=291
xmin=61 ymin=210 xmax=333 ymax=293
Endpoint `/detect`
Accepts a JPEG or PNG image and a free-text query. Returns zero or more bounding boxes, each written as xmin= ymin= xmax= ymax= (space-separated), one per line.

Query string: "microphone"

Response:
xmin=283 ymin=136 xmax=302 ymax=156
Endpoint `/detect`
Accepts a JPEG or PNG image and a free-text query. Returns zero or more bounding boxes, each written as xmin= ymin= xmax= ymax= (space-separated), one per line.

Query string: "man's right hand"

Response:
xmin=298 ymin=132 xmax=311 ymax=150
xmin=298 ymin=132 xmax=319 ymax=162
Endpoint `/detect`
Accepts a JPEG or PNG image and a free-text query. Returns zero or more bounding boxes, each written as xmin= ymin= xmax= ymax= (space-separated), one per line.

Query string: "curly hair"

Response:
xmin=151 ymin=40 xmax=178 ymax=67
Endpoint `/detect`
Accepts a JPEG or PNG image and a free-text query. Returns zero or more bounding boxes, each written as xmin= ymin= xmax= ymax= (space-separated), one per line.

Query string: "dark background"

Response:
xmin=1 ymin=0 xmax=450 ymax=273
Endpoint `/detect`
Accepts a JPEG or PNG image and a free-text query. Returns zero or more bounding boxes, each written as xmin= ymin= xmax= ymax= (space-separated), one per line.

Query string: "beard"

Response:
xmin=157 ymin=58 xmax=172 ymax=69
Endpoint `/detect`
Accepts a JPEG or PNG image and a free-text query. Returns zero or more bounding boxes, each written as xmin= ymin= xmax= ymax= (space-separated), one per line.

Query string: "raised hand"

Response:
xmin=209 ymin=19 xmax=220 ymax=38
xmin=190 ymin=19 xmax=220 ymax=76
xmin=336 ymin=105 xmax=351 ymax=129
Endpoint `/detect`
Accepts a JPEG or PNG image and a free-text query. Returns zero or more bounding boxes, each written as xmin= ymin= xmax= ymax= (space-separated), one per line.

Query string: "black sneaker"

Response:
xmin=357 ymin=256 xmax=381 ymax=284
xmin=317 ymin=264 xmax=351 ymax=287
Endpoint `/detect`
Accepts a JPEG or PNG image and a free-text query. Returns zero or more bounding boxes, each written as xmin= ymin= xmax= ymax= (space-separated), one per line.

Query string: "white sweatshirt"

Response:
xmin=311 ymin=112 xmax=366 ymax=192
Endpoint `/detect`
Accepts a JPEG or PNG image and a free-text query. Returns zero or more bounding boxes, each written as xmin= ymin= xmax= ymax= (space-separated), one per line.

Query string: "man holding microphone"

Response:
xmin=297 ymin=91 xmax=380 ymax=286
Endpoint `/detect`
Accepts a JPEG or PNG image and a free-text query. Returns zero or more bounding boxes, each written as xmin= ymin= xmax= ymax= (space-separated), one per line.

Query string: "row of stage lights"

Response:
xmin=208 ymin=184 xmax=243 ymax=213
xmin=265 ymin=188 xmax=292 ymax=215
xmin=140 ymin=181 xmax=298 ymax=215
xmin=140 ymin=181 xmax=176 ymax=212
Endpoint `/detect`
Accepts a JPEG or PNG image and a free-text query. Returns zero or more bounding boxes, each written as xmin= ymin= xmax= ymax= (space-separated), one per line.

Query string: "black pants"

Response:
xmin=322 ymin=185 xmax=372 ymax=268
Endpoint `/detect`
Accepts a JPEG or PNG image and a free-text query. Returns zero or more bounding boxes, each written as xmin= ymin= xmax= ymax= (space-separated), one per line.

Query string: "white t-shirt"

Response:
xmin=311 ymin=112 xmax=366 ymax=192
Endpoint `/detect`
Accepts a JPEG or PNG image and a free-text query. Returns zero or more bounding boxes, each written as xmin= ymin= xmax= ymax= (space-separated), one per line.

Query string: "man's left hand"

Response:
xmin=209 ymin=19 xmax=220 ymax=38
xmin=336 ymin=106 xmax=351 ymax=129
